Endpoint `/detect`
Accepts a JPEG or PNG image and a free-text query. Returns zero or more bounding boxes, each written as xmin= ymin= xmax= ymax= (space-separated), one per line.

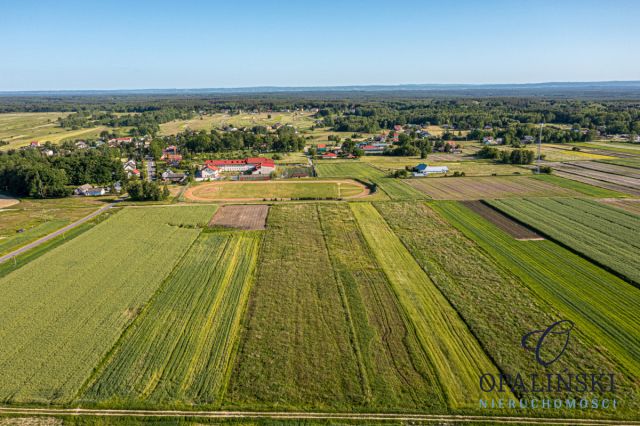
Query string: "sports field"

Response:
xmin=185 ymin=180 xmax=367 ymax=201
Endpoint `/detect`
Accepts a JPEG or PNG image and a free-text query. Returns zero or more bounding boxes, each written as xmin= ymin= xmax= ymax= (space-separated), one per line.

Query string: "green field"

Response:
xmin=83 ymin=231 xmax=259 ymax=407
xmin=531 ymin=174 xmax=628 ymax=197
xmin=434 ymin=201 xmax=640 ymax=391
xmin=0 ymin=197 xmax=111 ymax=256
xmin=360 ymin=155 xmax=530 ymax=176
xmin=314 ymin=162 xmax=426 ymax=200
xmin=350 ymin=203 xmax=505 ymax=409
xmin=316 ymin=204 xmax=442 ymax=410
xmin=488 ymin=197 xmax=640 ymax=284
xmin=376 ymin=201 xmax=638 ymax=408
xmin=0 ymin=206 xmax=215 ymax=404
xmin=225 ymin=204 xmax=365 ymax=410
xmin=0 ymin=112 xmax=130 ymax=149
xmin=187 ymin=180 xmax=365 ymax=201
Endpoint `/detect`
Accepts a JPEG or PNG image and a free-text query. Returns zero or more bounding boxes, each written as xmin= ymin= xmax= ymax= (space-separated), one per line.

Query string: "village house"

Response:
xmin=74 ymin=184 xmax=106 ymax=196
xmin=413 ymin=163 xmax=449 ymax=176
xmin=108 ymin=137 xmax=133 ymax=147
xmin=322 ymin=152 xmax=338 ymax=159
xmin=161 ymin=170 xmax=187 ymax=183
xmin=75 ymin=141 xmax=89 ymax=149
xmin=359 ymin=142 xmax=390 ymax=154
xmin=195 ymin=165 xmax=220 ymax=181
xmin=416 ymin=130 xmax=431 ymax=139
xmin=482 ymin=136 xmax=497 ymax=145
xmin=522 ymin=135 xmax=536 ymax=144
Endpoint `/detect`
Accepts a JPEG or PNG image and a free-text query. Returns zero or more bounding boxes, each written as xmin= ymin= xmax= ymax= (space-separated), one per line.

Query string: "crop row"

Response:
xmin=225 ymin=204 xmax=366 ymax=410
xmin=434 ymin=201 xmax=640 ymax=386
xmin=376 ymin=201 xmax=639 ymax=409
xmin=316 ymin=204 xmax=443 ymax=410
xmin=488 ymin=197 xmax=640 ymax=284
xmin=350 ymin=203 xmax=505 ymax=409
xmin=0 ymin=206 xmax=216 ymax=404
xmin=82 ymin=231 xmax=259 ymax=407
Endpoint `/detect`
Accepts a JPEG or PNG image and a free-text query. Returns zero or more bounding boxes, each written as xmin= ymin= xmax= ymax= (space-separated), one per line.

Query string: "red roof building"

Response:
xmin=204 ymin=157 xmax=275 ymax=173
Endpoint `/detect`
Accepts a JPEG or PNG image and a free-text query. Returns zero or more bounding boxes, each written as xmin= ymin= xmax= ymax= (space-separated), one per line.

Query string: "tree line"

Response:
xmin=0 ymin=149 xmax=126 ymax=198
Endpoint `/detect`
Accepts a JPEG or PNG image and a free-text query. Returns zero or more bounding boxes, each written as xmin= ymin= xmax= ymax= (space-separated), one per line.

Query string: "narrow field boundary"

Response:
xmin=0 ymin=408 xmax=637 ymax=425
xmin=461 ymin=201 xmax=544 ymax=240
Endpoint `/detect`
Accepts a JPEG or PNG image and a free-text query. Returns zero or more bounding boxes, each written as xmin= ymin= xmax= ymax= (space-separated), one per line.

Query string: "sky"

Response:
xmin=1 ymin=0 xmax=639 ymax=91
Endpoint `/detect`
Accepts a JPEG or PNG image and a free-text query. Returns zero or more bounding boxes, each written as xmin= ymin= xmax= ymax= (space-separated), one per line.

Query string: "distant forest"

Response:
xmin=0 ymin=94 xmax=639 ymax=138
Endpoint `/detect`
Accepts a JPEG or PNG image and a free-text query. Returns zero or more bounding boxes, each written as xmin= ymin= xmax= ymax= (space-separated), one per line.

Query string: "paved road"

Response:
xmin=0 ymin=204 xmax=113 ymax=264
xmin=0 ymin=408 xmax=635 ymax=425
xmin=145 ymin=157 xmax=156 ymax=181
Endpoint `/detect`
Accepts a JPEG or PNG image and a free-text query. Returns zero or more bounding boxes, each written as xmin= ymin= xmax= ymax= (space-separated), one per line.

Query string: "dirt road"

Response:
xmin=0 ymin=204 xmax=113 ymax=264
xmin=0 ymin=407 xmax=636 ymax=425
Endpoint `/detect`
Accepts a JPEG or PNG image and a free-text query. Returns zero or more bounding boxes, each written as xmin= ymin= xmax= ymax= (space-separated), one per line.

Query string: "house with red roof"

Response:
xmin=195 ymin=165 xmax=220 ymax=181
xmin=204 ymin=157 xmax=275 ymax=175
xmin=322 ymin=152 xmax=338 ymax=159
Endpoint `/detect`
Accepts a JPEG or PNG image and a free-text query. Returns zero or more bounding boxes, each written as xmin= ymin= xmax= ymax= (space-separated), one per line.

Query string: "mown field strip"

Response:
xmin=434 ymin=201 xmax=640 ymax=381
xmin=350 ymin=203 xmax=506 ymax=409
xmin=82 ymin=231 xmax=259 ymax=407
xmin=315 ymin=162 xmax=426 ymax=200
xmin=488 ymin=197 xmax=640 ymax=285
xmin=316 ymin=204 xmax=444 ymax=411
xmin=376 ymin=201 xmax=639 ymax=412
xmin=0 ymin=206 xmax=215 ymax=404
xmin=225 ymin=204 xmax=365 ymax=410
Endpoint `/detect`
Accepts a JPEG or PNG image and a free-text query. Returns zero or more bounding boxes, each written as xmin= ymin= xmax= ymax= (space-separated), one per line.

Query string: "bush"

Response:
xmin=477 ymin=146 xmax=500 ymax=159
xmin=127 ymin=181 xmax=168 ymax=201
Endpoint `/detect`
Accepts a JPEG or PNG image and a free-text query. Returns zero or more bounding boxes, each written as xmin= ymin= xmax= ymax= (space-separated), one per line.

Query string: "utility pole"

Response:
xmin=537 ymin=121 xmax=544 ymax=174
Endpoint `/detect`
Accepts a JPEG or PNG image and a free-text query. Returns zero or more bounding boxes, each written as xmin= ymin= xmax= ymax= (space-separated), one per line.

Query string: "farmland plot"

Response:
xmin=599 ymin=198 xmax=640 ymax=215
xmin=316 ymin=204 xmax=443 ymax=410
xmin=489 ymin=198 xmax=640 ymax=284
xmin=83 ymin=232 xmax=259 ymax=407
xmin=0 ymin=206 xmax=215 ymax=404
xmin=406 ymin=176 xmax=577 ymax=200
xmin=315 ymin=162 xmax=425 ymax=200
xmin=350 ymin=203 xmax=505 ymax=409
xmin=434 ymin=201 xmax=640 ymax=384
xmin=209 ymin=205 xmax=270 ymax=230
xmin=553 ymin=163 xmax=640 ymax=196
xmin=532 ymin=174 xmax=627 ymax=198
xmin=225 ymin=204 xmax=364 ymax=410
xmin=376 ymin=201 xmax=639 ymax=409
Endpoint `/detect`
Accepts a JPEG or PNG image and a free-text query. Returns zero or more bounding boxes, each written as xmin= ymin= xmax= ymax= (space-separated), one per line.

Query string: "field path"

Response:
xmin=0 ymin=203 xmax=113 ymax=264
xmin=0 ymin=407 xmax=637 ymax=425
